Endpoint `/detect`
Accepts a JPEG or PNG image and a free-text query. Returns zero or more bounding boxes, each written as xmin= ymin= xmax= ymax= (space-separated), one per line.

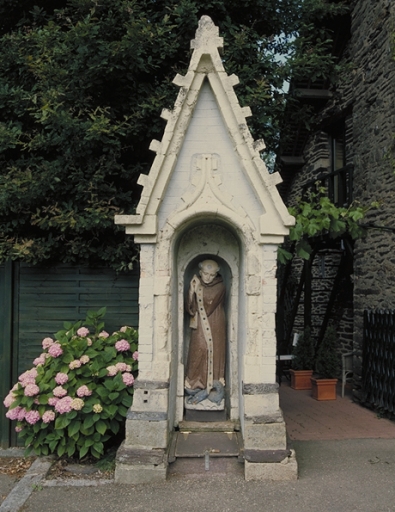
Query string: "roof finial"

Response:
xmin=190 ymin=15 xmax=223 ymax=51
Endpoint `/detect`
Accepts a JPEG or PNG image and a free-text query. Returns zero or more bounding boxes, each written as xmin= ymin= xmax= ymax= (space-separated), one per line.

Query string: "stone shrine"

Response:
xmin=114 ymin=16 xmax=296 ymax=482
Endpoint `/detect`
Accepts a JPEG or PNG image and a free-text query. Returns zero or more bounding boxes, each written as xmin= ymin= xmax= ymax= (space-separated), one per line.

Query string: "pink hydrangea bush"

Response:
xmin=3 ymin=308 xmax=138 ymax=460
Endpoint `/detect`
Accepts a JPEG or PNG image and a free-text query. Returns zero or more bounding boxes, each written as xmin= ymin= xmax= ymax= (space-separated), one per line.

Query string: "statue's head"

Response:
xmin=199 ymin=259 xmax=220 ymax=284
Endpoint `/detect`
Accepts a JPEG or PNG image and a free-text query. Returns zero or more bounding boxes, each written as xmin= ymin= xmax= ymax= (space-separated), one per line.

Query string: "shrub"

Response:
xmin=3 ymin=308 xmax=138 ymax=459
xmin=315 ymin=325 xmax=341 ymax=378
xmin=292 ymin=327 xmax=315 ymax=370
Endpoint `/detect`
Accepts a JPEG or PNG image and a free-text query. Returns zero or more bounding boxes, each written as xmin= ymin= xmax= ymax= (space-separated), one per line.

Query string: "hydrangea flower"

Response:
xmin=48 ymin=397 xmax=59 ymax=406
xmin=3 ymin=392 xmax=16 ymax=408
xmin=77 ymin=327 xmax=89 ymax=337
xmin=42 ymin=337 xmax=54 ymax=349
xmin=69 ymin=359 xmax=82 ymax=370
xmin=25 ymin=411 xmax=40 ymax=425
xmin=42 ymin=411 xmax=56 ymax=424
xmin=132 ymin=351 xmax=139 ymax=361
xmin=53 ymin=386 xmax=67 ymax=398
xmin=99 ymin=331 xmax=109 ymax=338
xmin=19 ymin=368 xmax=37 ymax=384
xmin=54 ymin=396 xmax=73 ymax=414
xmin=24 ymin=384 xmax=40 ymax=397
xmin=93 ymin=404 xmax=103 ymax=413
xmin=115 ymin=362 xmax=128 ymax=372
xmin=25 ymin=410 xmax=40 ymax=425
xmin=106 ymin=365 xmax=117 ymax=377
xmin=71 ymin=398 xmax=84 ymax=411
xmin=122 ymin=373 xmax=135 ymax=387
xmin=115 ymin=339 xmax=130 ymax=352
xmin=86 ymin=338 xmax=93 ymax=346
xmin=120 ymin=326 xmax=130 ymax=333
xmin=48 ymin=343 xmax=63 ymax=358
xmin=54 ymin=372 xmax=69 ymax=385
xmin=80 ymin=355 xmax=90 ymax=364
xmin=33 ymin=355 xmax=46 ymax=366
xmin=76 ymin=385 xmax=92 ymax=397
xmin=17 ymin=407 xmax=27 ymax=422
xmin=15 ymin=426 xmax=23 ymax=433
xmin=6 ymin=406 xmax=23 ymax=421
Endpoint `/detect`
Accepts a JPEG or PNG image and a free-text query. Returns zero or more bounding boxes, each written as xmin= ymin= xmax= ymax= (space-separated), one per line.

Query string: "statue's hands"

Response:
xmin=189 ymin=275 xmax=199 ymax=297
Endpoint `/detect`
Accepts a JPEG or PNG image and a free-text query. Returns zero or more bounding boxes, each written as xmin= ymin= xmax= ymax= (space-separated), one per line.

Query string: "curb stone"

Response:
xmin=43 ymin=478 xmax=114 ymax=487
xmin=0 ymin=458 xmax=52 ymax=512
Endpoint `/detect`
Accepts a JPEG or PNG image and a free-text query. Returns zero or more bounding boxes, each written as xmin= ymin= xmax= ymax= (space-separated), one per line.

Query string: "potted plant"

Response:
xmin=290 ymin=327 xmax=315 ymax=390
xmin=311 ymin=325 xmax=341 ymax=400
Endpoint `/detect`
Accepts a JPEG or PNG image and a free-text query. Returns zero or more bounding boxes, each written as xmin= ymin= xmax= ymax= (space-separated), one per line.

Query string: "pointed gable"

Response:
xmin=115 ymin=16 xmax=294 ymax=242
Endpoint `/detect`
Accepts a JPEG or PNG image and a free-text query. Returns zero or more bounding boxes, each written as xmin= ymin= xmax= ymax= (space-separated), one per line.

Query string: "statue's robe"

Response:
xmin=185 ymin=275 xmax=226 ymax=390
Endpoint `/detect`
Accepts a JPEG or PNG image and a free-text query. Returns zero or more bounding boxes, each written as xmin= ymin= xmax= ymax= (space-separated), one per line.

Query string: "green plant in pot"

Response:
xmin=311 ymin=325 xmax=341 ymax=401
xmin=290 ymin=327 xmax=315 ymax=390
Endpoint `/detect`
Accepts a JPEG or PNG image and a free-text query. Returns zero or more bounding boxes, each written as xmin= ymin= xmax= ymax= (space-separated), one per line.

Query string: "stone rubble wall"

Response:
xmin=280 ymin=0 xmax=395 ymax=393
xmin=350 ymin=0 xmax=395 ymax=399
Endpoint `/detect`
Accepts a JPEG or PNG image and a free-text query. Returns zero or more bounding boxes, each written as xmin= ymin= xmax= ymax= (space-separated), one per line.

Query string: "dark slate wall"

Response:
xmin=351 ymin=0 xmax=395 ymax=399
xmin=280 ymin=0 xmax=395 ymax=396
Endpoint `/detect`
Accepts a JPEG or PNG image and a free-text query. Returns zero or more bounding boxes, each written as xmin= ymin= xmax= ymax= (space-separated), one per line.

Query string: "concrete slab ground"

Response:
xmin=3 ymin=383 xmax=395 ymax=511
xmin=0 ymin=475 xmax=16 ymax=507
xmin=15 ymin=438 xmax=395 ymax=512
xmin=0 ymin=449 xmax=28 ymax=507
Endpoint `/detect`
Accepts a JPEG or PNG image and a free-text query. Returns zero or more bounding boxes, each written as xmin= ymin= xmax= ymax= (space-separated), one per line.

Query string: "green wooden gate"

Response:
xmin=0 ymin=262 xmax=139 ymax=447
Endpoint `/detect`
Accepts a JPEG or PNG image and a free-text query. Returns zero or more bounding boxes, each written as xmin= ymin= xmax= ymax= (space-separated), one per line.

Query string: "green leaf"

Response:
xmin=107 ymin=404 xmax=118 ymax=417
xmin=67 ymin=442 xmax=76 ymax=458
xmin=295 ymin=239 xmax=312 ymax=260
xmin=109 ymin=420 xmax=120 ymax=434
xmin=95 ymin=420 xmax=107 ymax=435
xmin=55 ymin=415 xmax=72 ymax=430
xmin=329 ymin=218 xmax=346 ymax=235
xmin=82 ymin=415 xmax=95 ymax=430
xmin=57 ymin=444 xmax=66 ymax=457
xmin=121 ymin=394 xmax=133 ymax=408
xmin=79 ymin=444 xmax=89 ymax=459
xmin=49 ymin=440 xmax=58 ymax=452
xmin=103 ymin=379 xmax=115 ymax=391
xmin=80 ymin=425 xmax=95 ymax=436
xmin=277 ymin=246 xmax=293 ymax=264
xmin=68 ymin=420 xmax=81 ymax=438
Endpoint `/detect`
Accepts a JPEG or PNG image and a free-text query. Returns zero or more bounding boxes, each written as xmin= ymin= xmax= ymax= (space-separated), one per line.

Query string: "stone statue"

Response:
xmin=185 ymin=259 xmax=226 ymax=405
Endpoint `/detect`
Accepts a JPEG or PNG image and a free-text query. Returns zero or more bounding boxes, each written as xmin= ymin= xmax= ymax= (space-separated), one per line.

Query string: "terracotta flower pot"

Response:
xmin=310 ymin=377 xmax=338 ymax=400
xmin=290 ymin=369 xmax=313 ymax=390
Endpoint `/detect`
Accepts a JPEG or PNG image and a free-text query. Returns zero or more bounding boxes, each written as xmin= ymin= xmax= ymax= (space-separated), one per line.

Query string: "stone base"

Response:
xmin=244 ymin=450 xmax=298 ymax=481
xmin=184 ymin=396 xmax=225 ymax=411
xmin=114 ymin=442 xmax=168 ymax=484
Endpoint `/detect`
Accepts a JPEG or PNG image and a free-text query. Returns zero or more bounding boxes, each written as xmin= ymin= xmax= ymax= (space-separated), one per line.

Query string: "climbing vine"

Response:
xmin=278 ymin=186 xmax=380 ymax=264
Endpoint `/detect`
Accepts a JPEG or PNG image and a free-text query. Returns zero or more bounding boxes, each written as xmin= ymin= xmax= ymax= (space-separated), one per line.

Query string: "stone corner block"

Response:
xmin=244 ymin=450 xmax=298 ymax=481
xmin=125 ymin=418 xmax=169 ymax=449
xmin=115 ymin=464 xmax=167 ymax=485
xmin=115 ymin=443 xmax=168 ymax=484
xmin=243 ymin=421 xmax=287 ymax=451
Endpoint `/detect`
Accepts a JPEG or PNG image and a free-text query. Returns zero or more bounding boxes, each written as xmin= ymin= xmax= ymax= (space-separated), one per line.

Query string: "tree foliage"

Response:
xmin=0 ymin=0 xmax=349 ymax=269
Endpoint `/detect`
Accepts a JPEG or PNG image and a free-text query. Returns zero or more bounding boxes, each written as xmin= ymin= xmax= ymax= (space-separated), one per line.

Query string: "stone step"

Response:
xmin=168 ymin=431 xmax=244 ymax=466
xmin=167 ymin=456 xmax=244 ymax=479
xmin=178 ymin=420 xmax=240 ymax=433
